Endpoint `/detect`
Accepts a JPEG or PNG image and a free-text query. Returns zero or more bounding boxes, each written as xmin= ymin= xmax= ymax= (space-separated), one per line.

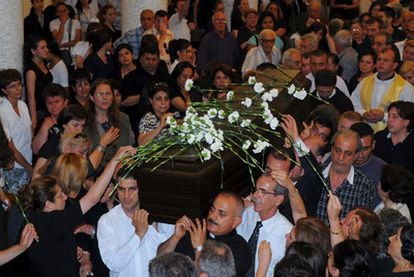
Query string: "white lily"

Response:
xmin=270 ymin=117 xmax=279 ymax=130
xmin=228 ymin=111 xmax=240 ymax=123
xmin=287 ymin=84 xmax=296 ymax=95
xmin=293 ymin=88 xmax=307 ymax=100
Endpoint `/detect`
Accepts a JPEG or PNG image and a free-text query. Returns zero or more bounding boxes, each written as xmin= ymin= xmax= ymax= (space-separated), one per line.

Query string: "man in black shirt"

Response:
xmin=157 ymin=192 xmax=251 ymax=277
xmin=310 ymin=70 xmax=354 ymax=114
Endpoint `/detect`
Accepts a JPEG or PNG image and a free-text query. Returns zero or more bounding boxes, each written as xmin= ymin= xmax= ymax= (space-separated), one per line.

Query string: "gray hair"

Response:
xmin=149 ymin=252 xmax=196 ymax=277
xmin=259 ymin=29 xmax=276 ymax=39
xmin=197 ymin=241 xmax=236 ymax=277
xmin=330 ymin=129 xmax=362 ymax=153
xmin=334 ymin=30 xmax=352 ymax=48
xmin=301 ymin=33 xmax=319 ymax=49
xmin=282 ymin=48 xmax=302 ymax=65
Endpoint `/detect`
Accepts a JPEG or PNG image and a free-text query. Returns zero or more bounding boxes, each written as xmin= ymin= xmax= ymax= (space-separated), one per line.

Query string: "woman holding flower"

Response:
xmin=138 ymin=83 xmax=173 ymax=145
xmin=169 ymin=62 xmax=202 ymax=117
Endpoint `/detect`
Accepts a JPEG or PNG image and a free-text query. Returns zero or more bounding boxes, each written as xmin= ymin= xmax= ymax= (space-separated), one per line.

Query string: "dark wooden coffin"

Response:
xmin=137 ymin=69 xmax=311 ymax=223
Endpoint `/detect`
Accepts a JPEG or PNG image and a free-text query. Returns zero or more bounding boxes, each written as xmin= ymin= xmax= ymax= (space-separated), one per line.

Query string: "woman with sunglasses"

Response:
xmin=138 ymin=83 xmax=173 ymax=145
xmin=84 ymin=79 xmax=134 ymax=167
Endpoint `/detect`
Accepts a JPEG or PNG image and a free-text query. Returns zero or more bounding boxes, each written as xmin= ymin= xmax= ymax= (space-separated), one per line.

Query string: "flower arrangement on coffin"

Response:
xmin=119 ymin=75 xmax=328 ymax=190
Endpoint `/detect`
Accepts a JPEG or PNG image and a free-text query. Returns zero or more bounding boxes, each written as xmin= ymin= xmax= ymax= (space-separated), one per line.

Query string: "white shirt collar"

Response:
xmin=322 ymin=162 xmax=355 ymax=185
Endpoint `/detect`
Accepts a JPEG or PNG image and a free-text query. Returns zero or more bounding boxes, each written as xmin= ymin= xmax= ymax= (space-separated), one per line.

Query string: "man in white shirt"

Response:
xmin=168 ymin=0 xmax=192 ymax=41
xmin=237 ymin=174 xmax=293 ymax=277
xmin=97 ymin=172 xmax=168 ymax=277
xmin=242 ymin=29 xmax=281 ymax=79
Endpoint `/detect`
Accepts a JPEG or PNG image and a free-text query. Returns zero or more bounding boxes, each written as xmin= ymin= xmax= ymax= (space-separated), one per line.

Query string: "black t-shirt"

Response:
xmin=24 ymin=60 xmax=53 ymax=113
xmin=27 ymin=200 xmax=84 ymax=277
xmin=84 ymin=53 xmax=115 ymax=80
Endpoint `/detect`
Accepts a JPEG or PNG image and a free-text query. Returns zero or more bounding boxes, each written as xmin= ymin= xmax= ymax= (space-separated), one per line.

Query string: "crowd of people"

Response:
xmin=0 ymin=0 xmax=414 ymax=276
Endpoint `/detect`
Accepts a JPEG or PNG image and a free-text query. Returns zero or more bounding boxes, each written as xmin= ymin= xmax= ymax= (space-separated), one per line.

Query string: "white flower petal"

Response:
xmin=270 ymin=88 xmax=279 ymax=97
xmin=241 ymin=97 xmax=252 ymax=108
xmin=287 ymin=84 xmax=296 ymax=95
xmin=242 ymin=140 xmax=251 ymax=150
xmin=201 ymin=148 xmax=211 ymax=161
xmin=254 ymin=82 xmax=265 ymax=93
xmin=184 ymin=79 xmax=194 ymax=91
xmin=270 ymin=117 xmax=279 ymax=130
xmin=226 ymin=90 xmax=234 ymax=100
xmin=248 ymin=76 xmax=257 ymax=84
xmin=293 ymin=89 xmax=307 ymax=100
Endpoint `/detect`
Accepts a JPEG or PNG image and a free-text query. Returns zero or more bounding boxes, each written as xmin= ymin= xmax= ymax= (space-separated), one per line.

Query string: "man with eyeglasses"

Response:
xmin=196 ymin=11 xmax=240 ymax=71
xmin=241 ymin=29 xmax=281 ymax=79
xmin=237 ymin=172 xmax=293 ymax=277
xmin=351 ymin=47 xmax=414 ymax=132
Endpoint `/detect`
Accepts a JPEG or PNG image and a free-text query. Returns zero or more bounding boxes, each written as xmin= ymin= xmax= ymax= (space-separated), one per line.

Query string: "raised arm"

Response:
xmin=157 ymin=215 xmax=192 ymax=255
xmin=80 ymin=146 xmax=136 ymax=214
xmin=271 ymin=169 xmax=307 ymax=223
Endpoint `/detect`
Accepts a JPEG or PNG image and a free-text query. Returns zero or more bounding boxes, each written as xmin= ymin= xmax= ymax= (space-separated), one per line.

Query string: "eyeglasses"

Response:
xmin=253 ymin=187 xmax=278 ymax=196
xmin=260 ymin=39 xmax=275 ymax=44
xmin=96 ymin=91 xmax=112 ymax=97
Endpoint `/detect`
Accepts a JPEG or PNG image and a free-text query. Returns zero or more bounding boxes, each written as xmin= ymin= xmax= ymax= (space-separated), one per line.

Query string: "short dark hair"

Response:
xmin=268 ymin=144 xmax=297 ymax=172
xmin=274 ymin=254 xmax=313 ymax=277
xmin=285 ymin=241 xmax=326 ymax=277
xmin=310 ymin=49 xmax=328 ymax=59
xmin=357 ymin=48 xmax=377 ymax=63
xmin=306 ymin=104 xmax=340 ymax=142
xmin=0 ymin=69 xmax=22 ymax=91
xmin=149 ymin=252 xmax=196 ymax=277
xmin=332 ymin=240 xmax=371 ymax=276
xmin=350 ymin=122 xmax=374 ymax=139
xmin=57 ymin=104 xmax=87 ymax=129
xmin=315 ymin=70 xmax=336 ymax=87
xmin=42 ymin=83 xmax=69 ymax=103
xmin=88 ymin=28 xmax=112 ymax=52
xmin=380 ymin=164 xmax=414 ymax=204
xmin=388 ymin=101 xmax=414 ymax=131
xmin=378 ymin=209 xmax=409 ymax=239
xmin=149 ymin=82 xmax=170 ymax=99
xmin=70 ymin=68 xmax=91 ymax=89
xmin=154 ymin=10 xmax=168 ymax=18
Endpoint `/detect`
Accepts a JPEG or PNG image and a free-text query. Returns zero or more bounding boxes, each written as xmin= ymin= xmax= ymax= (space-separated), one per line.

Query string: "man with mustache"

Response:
xmin=157 ymin=192 xmax=251 ymax=276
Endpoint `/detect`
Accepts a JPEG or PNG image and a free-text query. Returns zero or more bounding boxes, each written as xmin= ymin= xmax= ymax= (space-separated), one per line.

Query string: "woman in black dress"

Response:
xmin=24 ymin=35 xmax=53 ymax=130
